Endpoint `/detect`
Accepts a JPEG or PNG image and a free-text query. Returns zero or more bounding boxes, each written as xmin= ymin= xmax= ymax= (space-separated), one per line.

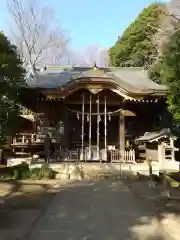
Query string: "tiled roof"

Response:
xmin=136 ymin=129 xmax=173 ymax=142
xmin=26 ymin=66 xmax=168 ymax=95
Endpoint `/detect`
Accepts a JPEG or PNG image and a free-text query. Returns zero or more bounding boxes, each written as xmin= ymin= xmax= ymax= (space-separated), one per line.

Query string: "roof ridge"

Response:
xmin=109 ymin=67 xmax=145 ymax=70
xmin=40 ymin=65 xmax=145 ymax=71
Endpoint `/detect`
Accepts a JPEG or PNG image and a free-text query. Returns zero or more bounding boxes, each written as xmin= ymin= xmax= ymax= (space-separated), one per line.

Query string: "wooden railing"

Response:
xmin=12 ymin=133 xmax=44 ymax=145
xmin=12 ymin=133 xmax=61 ymax=145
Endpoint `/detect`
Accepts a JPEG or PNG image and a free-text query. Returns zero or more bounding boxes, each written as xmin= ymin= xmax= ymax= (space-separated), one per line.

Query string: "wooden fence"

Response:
xmin=110 ymin=150 xmax=136 ymax=163
xmin=54 ymin=148 xmax=136 ymax=163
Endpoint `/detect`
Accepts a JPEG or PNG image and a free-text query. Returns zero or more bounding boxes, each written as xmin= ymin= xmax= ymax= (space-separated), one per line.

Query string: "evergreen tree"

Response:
xmin=109 ymin=3 xmax=165 ymax=68
xmin=150 ymin=25 xmax=180 ymax=122
xmin=0 ymin=32 xmax=25 ymax=146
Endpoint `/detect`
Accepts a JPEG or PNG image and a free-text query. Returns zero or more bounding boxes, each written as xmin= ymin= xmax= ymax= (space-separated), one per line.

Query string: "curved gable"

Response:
xmin=27 ymin=66 xmax=168 ymax=97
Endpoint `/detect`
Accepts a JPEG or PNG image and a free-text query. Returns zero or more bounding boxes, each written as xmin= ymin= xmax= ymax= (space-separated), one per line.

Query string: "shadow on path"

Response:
xmin=24 ymin=180 xmax=175 ymax=240
xmin=0 ymin=178 xmax=180 ymax=239
xmin=0 ymin=180 xmax=58 ymax=240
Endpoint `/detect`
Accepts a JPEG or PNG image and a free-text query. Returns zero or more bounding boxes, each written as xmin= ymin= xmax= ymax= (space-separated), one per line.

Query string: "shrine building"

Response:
xmin=12 ymin=64 xmax=172 ymax=162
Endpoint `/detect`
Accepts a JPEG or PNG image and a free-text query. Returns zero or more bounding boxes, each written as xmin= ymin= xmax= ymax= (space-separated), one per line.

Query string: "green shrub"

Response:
xmin=30 ymin=168 xmax=42 ymax=180
xmin=12 ymin=162 xmax=30 ymax=180
xmin=159 ymin=171 xmax=180 ymax=187
xmin=0 ymin=163 xmax=55 ymax=180
xmin=169 ymin=172 xmax=180 ymax=183
xmin=30 ymin=165 xmax=56 ymax=180
xmin=41 ymin=165 xmax=55 ymax=179
xmin=0 ymin=166 xmax=13 ymax=179
xmin=0 ymin=162 xmax=30 ymax=180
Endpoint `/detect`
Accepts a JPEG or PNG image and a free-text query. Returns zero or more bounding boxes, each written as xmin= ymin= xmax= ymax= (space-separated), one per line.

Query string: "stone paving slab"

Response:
xmin=27 ymin=180 xmax=171 ymax=240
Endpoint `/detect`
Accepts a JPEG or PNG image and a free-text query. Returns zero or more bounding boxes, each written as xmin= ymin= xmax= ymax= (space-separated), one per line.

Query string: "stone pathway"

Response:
xmin=27 ymin=180 xmax=172 ymax=240
xmin=0 ymin=180 xmax=59 ymax=240
xmin=124 ymin=180 xmax=180 ymax=239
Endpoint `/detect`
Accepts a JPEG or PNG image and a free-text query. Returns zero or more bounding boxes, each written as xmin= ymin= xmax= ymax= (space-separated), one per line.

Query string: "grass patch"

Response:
xmin=168 ymin=171 xmax=180 ymax=183
xmin=159 ymin=171 xmax=180 ymax=187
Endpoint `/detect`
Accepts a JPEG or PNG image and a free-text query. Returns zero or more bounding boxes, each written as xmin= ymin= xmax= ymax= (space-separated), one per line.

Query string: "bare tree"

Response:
xmin=7 ymin=0 xmax=69 ymax=70
xmin=85 ymin=45 xmax=100 ymax=66
xmin=166 ymin=0 xmax=180 ymax=21
xmin=99 ymin=48 xmax=109 ymax=67
xmin=73 ymin=44 xmax=109 ymax=67
xmin=154 ymin=1 xmax=180 ymax=59
xmin=85 ymin=45 xmax=109 ymax=67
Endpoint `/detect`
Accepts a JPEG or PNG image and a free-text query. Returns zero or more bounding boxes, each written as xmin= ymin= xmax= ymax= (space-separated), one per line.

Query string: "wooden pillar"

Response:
xmin=104 ymin=96 xmax=107 ymax=161
xmin=119 ymin=111 xmax=125 ymax=161
xmin=158 ymin=142 xmax=165 ymax=170
xmin=63 ymin=105 xmax=69 ymax=160
xmin=97 ymin=96 xmax=100 ymax=161
xmin=31 ymin=134 xmax=34 ymax=143
xmin=44 ymin=133 xmax=51 ymax=163
xmin=22 ymin=135 xmax=25 ymax=144
xmin=88 ymin=94 xmax=92 ymax=160
xmin=0 ymin=149 xmax=2 ymax=165
xmin=170 ymin=137 xmax=175 ymax=162
xmin=81 ymin=94 xmax=85 ymax=161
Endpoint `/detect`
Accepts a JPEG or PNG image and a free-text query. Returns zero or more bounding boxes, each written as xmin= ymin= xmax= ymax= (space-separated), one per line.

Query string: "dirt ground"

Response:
xmin=0 ymin=180 xmax=61 ymax=240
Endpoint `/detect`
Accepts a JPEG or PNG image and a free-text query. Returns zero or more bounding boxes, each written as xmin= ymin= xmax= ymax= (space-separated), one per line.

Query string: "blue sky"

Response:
xmin=0 ymin=0 xmax=169 ymax=50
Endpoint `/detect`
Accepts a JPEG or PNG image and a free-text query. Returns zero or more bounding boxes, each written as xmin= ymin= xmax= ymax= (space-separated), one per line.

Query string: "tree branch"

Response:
xmin=7 ymin=0 xmax=69 ymax=69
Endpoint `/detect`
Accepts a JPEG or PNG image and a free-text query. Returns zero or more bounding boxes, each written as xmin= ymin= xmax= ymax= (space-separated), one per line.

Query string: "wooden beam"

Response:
xmin=121 ymin=110 xmax=136 ymax=117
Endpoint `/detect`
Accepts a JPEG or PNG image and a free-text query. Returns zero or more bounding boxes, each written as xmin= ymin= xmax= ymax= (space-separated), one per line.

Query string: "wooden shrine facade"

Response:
xmin=12 ymin=65 xmax=170 ymax=162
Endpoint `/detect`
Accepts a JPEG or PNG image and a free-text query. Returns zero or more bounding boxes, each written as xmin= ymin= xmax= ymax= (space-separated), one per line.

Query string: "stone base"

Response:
xmin=28 ymin=161 xmax=180 ymax=180
xmin=7 ymin=157 xmax=33 ymax=166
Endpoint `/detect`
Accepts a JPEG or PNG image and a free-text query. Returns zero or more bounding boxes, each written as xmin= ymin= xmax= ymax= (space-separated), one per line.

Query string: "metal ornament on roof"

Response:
xmin=93 ymin=61 xmax=97 ymax=70
xmin=88 ymin=88 xmax=103 ymax=94
xmin=86 ymin=63 xmax=103 ymax=94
